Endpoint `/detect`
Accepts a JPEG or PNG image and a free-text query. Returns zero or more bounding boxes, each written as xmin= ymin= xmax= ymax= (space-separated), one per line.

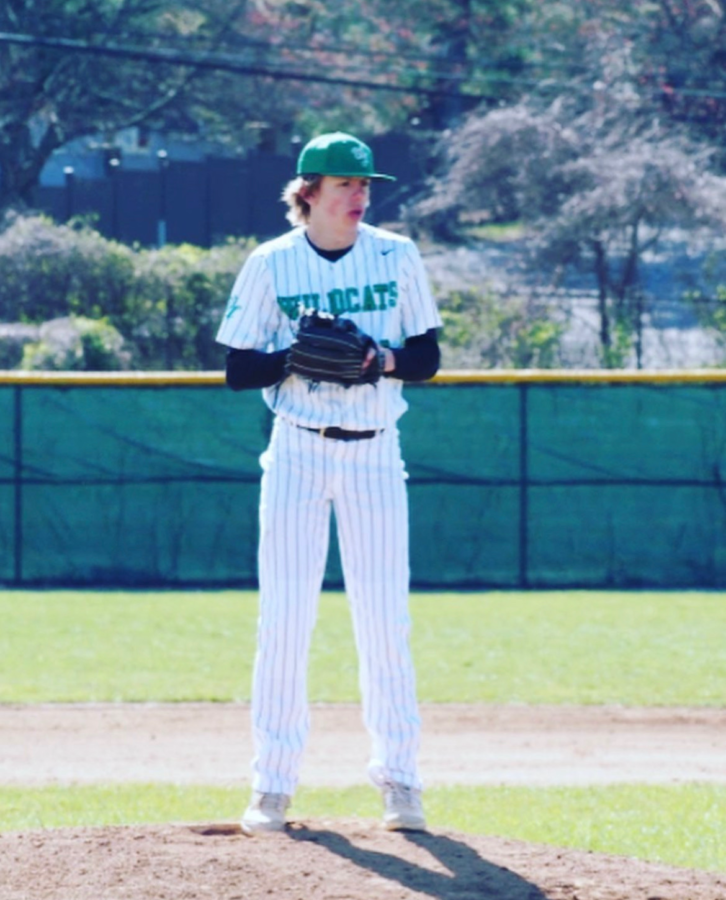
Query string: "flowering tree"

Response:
xmin=411 ymin=91 xmax=726 ymax=366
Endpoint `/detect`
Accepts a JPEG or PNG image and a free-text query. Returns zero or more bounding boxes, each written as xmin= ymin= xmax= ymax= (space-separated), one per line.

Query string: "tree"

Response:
xmin=519 ymin=0 xmax=726 ymax=168
xmin=410 ymin=95 xmax=726 ymax=366
xmin=409 ymin=103 xmax=580 ymax=236
xmin=363 ymin=0 xmax=533 ymax=127
xmin=536 ymin=127 xmax=726 ymax=367
xmin=0 ymin=0 xmax=254 ymax=210
xmin=620 ymin=0 xmax=726 ymax=161
xmin=216 ymin=0 xmax=535 ymax=135
xmin=0 ymin=0 xmax=537 ymax=213
xmin=6 ymin=0 xmax=726 ymax=216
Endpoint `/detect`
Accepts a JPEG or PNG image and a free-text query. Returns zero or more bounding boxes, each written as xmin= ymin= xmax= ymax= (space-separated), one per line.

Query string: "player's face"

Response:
xmin=307 ymin=176 xmax=371 ymax=234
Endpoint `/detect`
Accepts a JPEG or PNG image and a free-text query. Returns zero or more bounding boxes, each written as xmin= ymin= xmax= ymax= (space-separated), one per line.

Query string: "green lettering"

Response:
xmin=362 ymin=285 xmax=377 ymax=311
xmin=278 ymin=295 xmax=301 ymax=319
xmin=345 ymin=287 xmax=360 ymax=312
xmin=328 ymin=288 xmax=344 ymax=315
xmin=373 ymin=283 xmax=389 ymax=310
xmin=388 ymin=280 xmax=398 ymax=307
xmin=224 ymin=299 xmax=241 ymax=320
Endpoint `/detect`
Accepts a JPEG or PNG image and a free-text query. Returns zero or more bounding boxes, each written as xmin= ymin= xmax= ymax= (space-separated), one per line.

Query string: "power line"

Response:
xmin=103 ymin=26 xmax=580 ymax=89
xmin=0 ymin=30 xmax=582 ymax=98
xmin=0 ymin=31 xmax=498 ymax=101
xmin=5 ymin=30 xmax=726 ymax=107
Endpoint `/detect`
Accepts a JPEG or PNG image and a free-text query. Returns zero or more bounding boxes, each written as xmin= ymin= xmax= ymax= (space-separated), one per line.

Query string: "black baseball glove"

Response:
xmin=286 ymin=309 xmax=382 ymax=387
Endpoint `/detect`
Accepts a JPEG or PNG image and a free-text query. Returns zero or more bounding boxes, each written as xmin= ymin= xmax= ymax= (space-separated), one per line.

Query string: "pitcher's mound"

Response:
xmin=1 ymin=819 xmax=724 ymax=900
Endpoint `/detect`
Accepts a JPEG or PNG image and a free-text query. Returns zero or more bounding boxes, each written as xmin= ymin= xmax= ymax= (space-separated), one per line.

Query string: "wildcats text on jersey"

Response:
xmin=277 ymin=280 xmax=398 ymax=319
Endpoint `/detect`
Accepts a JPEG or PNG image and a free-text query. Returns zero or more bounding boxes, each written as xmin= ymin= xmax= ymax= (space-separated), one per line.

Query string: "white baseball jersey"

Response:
xmin=216 ymin=222 xmax=442 ymax=429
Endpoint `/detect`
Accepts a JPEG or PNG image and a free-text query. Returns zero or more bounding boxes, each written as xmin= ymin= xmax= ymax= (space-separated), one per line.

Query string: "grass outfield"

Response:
xmin=1 ymin=588 xmax=725 ymax=872
xmin=1 ymin=589 xmax=724 ymax=704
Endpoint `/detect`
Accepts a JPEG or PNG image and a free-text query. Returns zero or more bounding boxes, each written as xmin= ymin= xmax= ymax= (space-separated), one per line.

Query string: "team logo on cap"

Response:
xmin=351 ymin=145 xmax=370 ymax=164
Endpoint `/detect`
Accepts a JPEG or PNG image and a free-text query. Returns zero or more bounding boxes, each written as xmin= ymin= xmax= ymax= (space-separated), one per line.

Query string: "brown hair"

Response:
xmin=282 ymin=175 xmax=323 ymax=226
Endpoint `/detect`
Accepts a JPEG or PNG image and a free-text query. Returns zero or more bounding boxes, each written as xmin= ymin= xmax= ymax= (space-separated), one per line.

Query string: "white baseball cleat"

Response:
xmin=240 ymin=791 xmax=290 ymax=835
xmin=381 ymin=781 xmax=427 ymax=831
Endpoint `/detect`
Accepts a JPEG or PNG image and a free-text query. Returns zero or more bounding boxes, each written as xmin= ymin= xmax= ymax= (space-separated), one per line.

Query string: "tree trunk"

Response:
xmin=593 ymin=239 xmax=610 ymax=349
xmin=620 ymin=222 xmax=642 ymax=367
xmin=633 ymin=289 xmax=644 ymax=369
xmin=0 ymin=120 xmax=63 ymax=211
xmin=616 ymin=221 xmax=640 ymax=304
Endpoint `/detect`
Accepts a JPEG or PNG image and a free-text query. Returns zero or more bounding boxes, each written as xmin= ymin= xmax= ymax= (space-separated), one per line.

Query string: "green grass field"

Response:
xmin=1 ymin=589 xmax=724 ymax=704
xmin=1 ymin=588 xmax=725 ymax=873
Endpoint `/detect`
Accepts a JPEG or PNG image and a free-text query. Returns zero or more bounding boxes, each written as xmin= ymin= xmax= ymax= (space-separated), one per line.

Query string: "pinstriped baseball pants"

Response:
xmin=250 ymin=417 xmax=422 ymax=796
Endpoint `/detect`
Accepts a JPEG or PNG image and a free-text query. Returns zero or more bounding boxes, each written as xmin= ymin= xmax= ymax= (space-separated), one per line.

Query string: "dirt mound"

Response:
xmin=3 ymin=704 xmax=725 ymax=898
xmin=2 ymin=819 xmax=725 ymax=900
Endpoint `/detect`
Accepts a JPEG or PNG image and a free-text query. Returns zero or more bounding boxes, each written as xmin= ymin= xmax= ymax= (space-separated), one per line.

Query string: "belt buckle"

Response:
xmin=319 ymin=427 xmax=328 ymax=438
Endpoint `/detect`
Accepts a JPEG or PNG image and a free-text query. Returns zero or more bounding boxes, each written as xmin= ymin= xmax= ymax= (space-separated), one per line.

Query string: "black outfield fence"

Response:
xmin=32 ymin=133 xmax=424 ymax=246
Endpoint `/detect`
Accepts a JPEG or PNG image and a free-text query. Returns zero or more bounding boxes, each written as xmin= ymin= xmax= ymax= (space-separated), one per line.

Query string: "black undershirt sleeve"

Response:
xmin=223 ymin=328 xmax=440 ymax=390
xmin=390 ymin=328 xmax=440 ymax=382
xmin=225 ymin=347 xmax=288 ymax=390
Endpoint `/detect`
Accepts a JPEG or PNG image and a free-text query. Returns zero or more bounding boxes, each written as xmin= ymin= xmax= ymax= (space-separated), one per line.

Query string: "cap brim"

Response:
xmin=299 ymin=171 xmax=397 ymax=182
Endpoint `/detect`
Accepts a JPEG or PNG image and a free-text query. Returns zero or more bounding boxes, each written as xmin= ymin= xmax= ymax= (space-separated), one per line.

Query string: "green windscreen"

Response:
xmin=2 ymin=375 xmax=725 ymax=588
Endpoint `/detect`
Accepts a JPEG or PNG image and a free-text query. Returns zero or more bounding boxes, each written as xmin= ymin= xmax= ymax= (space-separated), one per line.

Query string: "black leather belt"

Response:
xmin=302 ymin=425 xmax=381 ymax=441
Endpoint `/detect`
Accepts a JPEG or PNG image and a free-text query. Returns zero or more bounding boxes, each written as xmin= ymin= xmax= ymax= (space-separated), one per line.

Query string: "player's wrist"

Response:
xmin=380 ymin=347 xmax=395 ymax=374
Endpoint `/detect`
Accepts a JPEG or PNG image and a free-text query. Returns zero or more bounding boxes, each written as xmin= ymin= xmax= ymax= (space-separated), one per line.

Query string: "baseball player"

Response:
xmin=216 ymin=131 xmax=442 ymax=835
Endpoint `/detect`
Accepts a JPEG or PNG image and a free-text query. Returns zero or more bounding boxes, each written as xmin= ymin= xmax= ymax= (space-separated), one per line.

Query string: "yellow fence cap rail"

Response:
xmin=1 ymin=368 xmax=726 ymax=386
xmin=0 ymin=371 xmax=226 ymax=386
xmin=432 ymin=368 xmax=726 ymax=384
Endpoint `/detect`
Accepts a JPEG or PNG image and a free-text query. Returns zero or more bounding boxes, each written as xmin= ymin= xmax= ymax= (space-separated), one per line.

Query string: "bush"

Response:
xmin=0 ymin=323 xmax=40 ymax=369
xmin=0 ymin=212 xmax=255 ymax=370
xmin=20 ymin=317 xmax=131 ymax=371
xmin=0 ymin=211 xmax=136 ymax=324
xmin=121 ymin=241 xmax=248 ymax=370
xmin=438 ymin=285 xmax=565 ymax=369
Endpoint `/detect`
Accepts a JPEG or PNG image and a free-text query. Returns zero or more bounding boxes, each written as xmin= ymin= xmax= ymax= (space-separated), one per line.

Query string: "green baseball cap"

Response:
xmin=296 ymin=132 xmax=396 ymax=181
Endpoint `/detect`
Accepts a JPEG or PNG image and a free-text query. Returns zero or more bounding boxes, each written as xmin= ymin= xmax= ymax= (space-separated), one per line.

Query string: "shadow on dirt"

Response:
xmin=289 ymin=824 xmax=546 ymax=900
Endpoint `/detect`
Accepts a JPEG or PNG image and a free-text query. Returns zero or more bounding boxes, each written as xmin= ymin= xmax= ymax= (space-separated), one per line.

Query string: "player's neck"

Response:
xmin=305 ymin=221 xmax=359 ymax=251
xmin=305 ymin=233 xmax=353 ymax=262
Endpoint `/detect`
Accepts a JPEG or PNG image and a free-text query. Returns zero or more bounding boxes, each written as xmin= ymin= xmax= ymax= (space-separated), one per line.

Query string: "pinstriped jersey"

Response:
xmin=216 ymin=222 xmax=442 ymax=430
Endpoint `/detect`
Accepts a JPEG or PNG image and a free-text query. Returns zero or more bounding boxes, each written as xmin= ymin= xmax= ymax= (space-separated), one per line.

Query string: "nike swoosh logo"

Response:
xmin=381 ymin=249 xmax=394 ymax=256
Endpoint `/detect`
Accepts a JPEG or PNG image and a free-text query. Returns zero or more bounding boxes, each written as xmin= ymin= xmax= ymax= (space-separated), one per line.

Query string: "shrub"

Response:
xmin=0 ymin=211 xmax=136 ymax=324
xmin=438 ymin=285 xmax=565 ymax=369
xmin=0 ymin=212 xmax=255 ymax=370
xmin=0 ymin=323 xmax=40 ymax=369
xmin=121 ymin=241 xmax=248 ymax=370
xmin=20 ymin=317 xmax=131 ymax=371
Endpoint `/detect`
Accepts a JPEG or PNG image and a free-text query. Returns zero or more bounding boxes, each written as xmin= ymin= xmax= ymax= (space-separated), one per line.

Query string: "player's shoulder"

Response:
xmin=358 ymin=222 xmax=416 ymax=254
